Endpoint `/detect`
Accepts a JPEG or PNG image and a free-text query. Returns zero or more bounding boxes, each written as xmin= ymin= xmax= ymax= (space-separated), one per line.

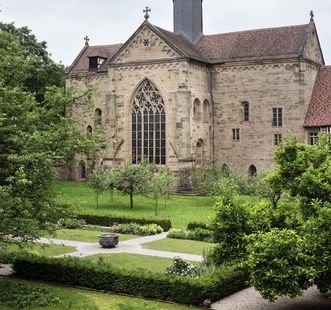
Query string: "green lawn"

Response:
xmin=85 ymin=253 xmax=185 ymax=273
xmin=53 ymin=180 xmax=216 ymax=228
xmin=142 ymin=238 xmax=215 ymax=255
xmin=0 ymin=277 xmax=197 ymax=310
xmin=2 ymin=242 xmax=76 ymax=257
xmin=48 ymin=229 xmax=139 ymax=243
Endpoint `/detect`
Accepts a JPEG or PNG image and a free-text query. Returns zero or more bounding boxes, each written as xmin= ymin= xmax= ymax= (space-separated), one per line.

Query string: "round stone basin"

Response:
xmin=98 ymin=233 xmax=120 ymax=248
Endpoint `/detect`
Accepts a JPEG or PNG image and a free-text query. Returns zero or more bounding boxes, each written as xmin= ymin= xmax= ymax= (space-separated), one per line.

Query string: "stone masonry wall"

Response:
xmin=212 ymin=60 xmax=319 ymax=174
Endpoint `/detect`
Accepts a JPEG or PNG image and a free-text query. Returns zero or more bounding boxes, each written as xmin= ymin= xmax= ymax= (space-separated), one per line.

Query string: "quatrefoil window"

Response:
xmin=143 ymin=39 xmax=150 ymax=47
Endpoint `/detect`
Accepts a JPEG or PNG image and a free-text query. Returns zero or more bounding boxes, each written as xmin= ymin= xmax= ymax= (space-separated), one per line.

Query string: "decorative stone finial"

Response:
xmin=143 ymin=6 xmax=151 ymax=20
xmin=310 ymin=10 xmax=314 ymax=22
xmin=84 ymin=36 xmax=90 ymax=46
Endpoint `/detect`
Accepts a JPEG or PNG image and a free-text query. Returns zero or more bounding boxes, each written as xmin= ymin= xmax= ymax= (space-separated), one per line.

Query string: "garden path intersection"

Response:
xmin=38 ymin=232 xmax=204 ymax=262
xmin=1 ymin=233 xmax=330 ymax=309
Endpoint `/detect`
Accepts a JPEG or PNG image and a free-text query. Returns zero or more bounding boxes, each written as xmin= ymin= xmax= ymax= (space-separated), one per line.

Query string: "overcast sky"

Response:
xmin=1 ymin=0 xmax=331 ymax=66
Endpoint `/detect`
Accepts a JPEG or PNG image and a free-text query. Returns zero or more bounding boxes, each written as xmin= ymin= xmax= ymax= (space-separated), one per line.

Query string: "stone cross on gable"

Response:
xmin=310 ymin=10 xmax=314 ymax=22
xmin=144 ymin=6 xmax=151 ymax=20
xmin=84 ymin=36 xmax=90 ymax=46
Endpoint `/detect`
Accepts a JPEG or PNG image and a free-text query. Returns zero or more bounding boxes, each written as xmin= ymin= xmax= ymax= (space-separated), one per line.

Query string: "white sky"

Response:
xmin=1 ymin=0 xmax=331 ymax=66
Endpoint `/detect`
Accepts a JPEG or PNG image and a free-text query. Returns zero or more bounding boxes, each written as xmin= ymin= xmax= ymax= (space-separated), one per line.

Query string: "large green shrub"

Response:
xmin=13 ymin=254 xmax=248 ymax=306
xmin=167 ymin=228 xmax=213 ymax=242
xmin=76 ymin=214 xmax=171 ymax=231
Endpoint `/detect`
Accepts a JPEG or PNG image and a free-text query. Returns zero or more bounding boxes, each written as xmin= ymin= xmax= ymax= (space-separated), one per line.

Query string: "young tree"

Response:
xmin=148 ymin=169 xmax=176 ymax=216
xmin=115 ymin=162 xmax=153 ymax=209
xmin=191 ymin=159 xmax=227 ymax=196
xmin=88 ymin=167 xmax=107 ymax=210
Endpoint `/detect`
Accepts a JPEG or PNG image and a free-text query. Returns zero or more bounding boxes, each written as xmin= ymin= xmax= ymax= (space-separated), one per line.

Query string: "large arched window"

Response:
xmin=132 ymin=80 xmax=166 ymax=165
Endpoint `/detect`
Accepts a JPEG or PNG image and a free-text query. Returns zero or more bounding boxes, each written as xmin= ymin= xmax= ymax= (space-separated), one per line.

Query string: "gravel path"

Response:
xmin=211 ymin=286 xmax=331 ymax=310
xmin=37 ymin=232 xmax=203 ymax=262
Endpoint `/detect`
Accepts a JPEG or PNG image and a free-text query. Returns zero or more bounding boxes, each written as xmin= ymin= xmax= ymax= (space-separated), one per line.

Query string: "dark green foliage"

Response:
xmin=0 ymin=282 xmax=60 ymax=309
xmin=76 ymin=214 xmax=172 ymax=231
xmin=246 ymin=229 xmax=316 ymax=301
xmin=13 ymin=254 xmax=248 ymax=306
xmin=187 ymin=222 xmax=209 ymax=230
xmin=168 ymin=228 xmax=213 ymax=242
xmin=209 ymin=180 xmax=251 ymax=263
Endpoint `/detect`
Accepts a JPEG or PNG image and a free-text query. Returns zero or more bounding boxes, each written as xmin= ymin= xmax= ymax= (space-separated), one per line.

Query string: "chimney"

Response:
xmin=173 ymin=0 xmax=203 ymax=44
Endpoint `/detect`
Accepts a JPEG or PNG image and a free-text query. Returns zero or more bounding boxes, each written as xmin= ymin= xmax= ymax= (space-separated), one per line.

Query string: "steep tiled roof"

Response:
xmin=304 ymin=66 xmax=331 ymax=127
xmin=196 ymin=24 xmax=309 ymax=63
xmin=155 ymin=26 xmax=208 ymax=62
xmin=68 ymin=23 xmax=310 ymax=74
xmin=67 ymin=44 xmax=123 ymax=75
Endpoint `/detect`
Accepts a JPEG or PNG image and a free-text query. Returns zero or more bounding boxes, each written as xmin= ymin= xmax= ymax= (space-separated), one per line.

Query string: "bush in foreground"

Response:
xmin=13 ymin=254 xmax=248 ymax=306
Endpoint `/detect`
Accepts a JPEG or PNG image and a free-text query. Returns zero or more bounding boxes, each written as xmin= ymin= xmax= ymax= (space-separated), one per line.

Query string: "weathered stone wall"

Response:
xmin=212 ymin=60 xmax=319 ymax=174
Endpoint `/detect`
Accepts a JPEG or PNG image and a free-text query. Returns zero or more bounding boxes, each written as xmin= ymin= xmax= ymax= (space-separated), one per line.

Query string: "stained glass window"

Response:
xmin=132 ymin=80 xmax=166 ymax=165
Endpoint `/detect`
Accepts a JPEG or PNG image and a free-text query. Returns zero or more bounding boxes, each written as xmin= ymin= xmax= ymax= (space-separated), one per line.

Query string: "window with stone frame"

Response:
xmin=274 ymin=133 xmax=282 ymax=145
xmin=309 ymin=132 xmax=318 ymax=145
xmin=132 ymin=80 xmax=166 ymax=165
xmin=319 ymin=126 xmax=331 ymax=142
xmin=272 ymin=107 xmax=283 ymax=127
xmin=232 ymin=128 xmax=240 ymax=141
xmin=243 ymin=102 xmax=249 ymax=122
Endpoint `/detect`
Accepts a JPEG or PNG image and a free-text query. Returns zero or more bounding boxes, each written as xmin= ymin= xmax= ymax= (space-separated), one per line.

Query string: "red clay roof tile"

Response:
xmin=196 ymin=24 xmax=309 ymax=63
xmin=304 ymin=66 xmax=331 ymax=127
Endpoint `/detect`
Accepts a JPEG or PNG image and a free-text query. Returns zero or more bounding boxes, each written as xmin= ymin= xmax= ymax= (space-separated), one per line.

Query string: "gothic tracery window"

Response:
xmin=132 ymin=80 xmax=166 ymax=165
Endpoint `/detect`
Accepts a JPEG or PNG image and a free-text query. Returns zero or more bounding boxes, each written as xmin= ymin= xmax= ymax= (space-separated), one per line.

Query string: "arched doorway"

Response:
xmin=79 ymin=161 xmax=86 ymax=179
xmin=131 ymin=80 xmax=166 ymax=165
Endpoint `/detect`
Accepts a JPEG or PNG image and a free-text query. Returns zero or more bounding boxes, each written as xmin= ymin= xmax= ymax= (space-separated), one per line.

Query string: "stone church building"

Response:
xmin=66 ymin=0 xmax=331 ymax=186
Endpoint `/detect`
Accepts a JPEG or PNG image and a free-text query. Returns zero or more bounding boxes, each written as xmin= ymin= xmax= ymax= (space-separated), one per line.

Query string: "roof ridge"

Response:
xmin=203 ymin=23 xmax=309 ymax=38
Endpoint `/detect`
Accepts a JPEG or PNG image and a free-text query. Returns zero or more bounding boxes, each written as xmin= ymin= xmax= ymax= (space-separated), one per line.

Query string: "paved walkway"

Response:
xmin=38 ymin=232 xmax=203 ymax=262
xmin=211 ymin=286 xmax=331 ymax=310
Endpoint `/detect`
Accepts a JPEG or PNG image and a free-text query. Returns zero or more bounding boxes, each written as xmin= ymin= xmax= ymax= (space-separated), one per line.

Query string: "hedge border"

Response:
xmin=76 ymin=214 xmax=171 ymax=231
xmin=13 ymin=255 xmax=248 ymax=306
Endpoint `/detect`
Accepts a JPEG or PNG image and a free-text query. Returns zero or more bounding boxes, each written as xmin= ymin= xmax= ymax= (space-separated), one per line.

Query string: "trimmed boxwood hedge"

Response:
xmin=187 ymin=222 xmax=209 ymax=230
xmin=13 ymin=255 xmax=248 ymax=306
xmin=76 ymin=214 xmax=172 ymax=231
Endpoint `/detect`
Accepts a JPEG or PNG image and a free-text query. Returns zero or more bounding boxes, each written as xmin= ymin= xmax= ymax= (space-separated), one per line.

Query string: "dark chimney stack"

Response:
xmin=173 ymin=0 xmax=203 ymax=44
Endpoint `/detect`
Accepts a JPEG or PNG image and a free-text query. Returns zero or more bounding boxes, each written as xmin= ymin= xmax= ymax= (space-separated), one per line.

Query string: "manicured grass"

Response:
xmin=142 ymin=238 xmax=215 ymax=255
xmin=53 ymin=181 xmax=215 ymax=228
xmin=2 ymin=242 xmax=76 ymax=257
xmin=0 ymin=277 xmax=197 ymax=310
xmin=48 ymin=229 xmax=139 ymax=243
xmin=86 ymin=253 xmax=183 ymax=273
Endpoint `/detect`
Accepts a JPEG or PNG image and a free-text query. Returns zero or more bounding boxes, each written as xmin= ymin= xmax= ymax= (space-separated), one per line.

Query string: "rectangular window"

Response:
xmin=274 ymin=134 xmax=282 ymax=146
xmin=320 ymin=127 xmax=331 ymax=134
xmin=232 ymin=129 xmax=240 ymax=141
xmin=309 ymin=132 xmax=318 ymax=145
xmin=272 ymin=108 xmax=283 ymax=127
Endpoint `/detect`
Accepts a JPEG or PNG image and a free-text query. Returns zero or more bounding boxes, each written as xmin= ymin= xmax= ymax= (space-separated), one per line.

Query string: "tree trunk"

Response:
xmin=96 ymin=191 xmax=99 ymax=210
xmin=155 ymin=198 xmax=158 ymax=216
xmin=109 ymin=190 xmax=113 ymax=206
xmin=130 ymin=187 xmax=133 ymax=209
